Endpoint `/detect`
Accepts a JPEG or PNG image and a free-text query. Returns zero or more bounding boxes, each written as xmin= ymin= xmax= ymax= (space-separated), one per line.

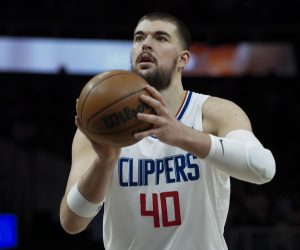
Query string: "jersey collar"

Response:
xmin=175 ymin=91 xmax=192 ymax=121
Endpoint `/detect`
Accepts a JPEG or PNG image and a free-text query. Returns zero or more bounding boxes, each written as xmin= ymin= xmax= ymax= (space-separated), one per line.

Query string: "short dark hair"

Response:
xmin=136 ymin=12 xmax=191 ymax=50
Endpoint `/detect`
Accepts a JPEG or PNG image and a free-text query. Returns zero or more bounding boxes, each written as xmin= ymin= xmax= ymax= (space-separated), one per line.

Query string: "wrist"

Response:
xmin=93 ymin=156 xmax=117 ymax=173
xmin=92 ymin=146 xmax=120 ymax=169
xmin=67 ymin=182 xmax=103 ymax=218
xmin=176 ymin=126 xmax=211 ymax=158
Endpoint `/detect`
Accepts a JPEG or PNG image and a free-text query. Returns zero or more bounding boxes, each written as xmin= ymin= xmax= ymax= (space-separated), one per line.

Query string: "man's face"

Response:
xmin=130 ymin=20 xmax=182 ymax=91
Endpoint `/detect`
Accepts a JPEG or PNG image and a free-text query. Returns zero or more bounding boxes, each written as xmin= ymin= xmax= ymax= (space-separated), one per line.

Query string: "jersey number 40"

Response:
xmin=140 ymin=191 xmax=181 ymax=228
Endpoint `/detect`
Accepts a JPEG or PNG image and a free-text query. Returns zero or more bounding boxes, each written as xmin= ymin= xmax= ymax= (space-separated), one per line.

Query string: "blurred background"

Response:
xmin=0 ymin=0 xmax=299 ymax=249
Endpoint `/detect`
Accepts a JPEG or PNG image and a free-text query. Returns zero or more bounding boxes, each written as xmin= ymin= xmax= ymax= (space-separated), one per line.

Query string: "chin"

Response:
xmin=135 ymin=68 xmax=152 ymax=78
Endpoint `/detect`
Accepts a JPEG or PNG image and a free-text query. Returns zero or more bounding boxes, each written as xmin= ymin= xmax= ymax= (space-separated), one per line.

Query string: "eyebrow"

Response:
xmin=134 ymin=30 xmax=171 ymax=38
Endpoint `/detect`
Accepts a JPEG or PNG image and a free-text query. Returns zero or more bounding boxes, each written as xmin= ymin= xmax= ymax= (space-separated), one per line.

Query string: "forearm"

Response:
xmin=175 ymin=125 xmax=212 ymax=159
xmin=60 ymin=158 xmax=114 ymax=234
xmin=77 ymin=157 xmax=113 ymax=203
xmin=60 ymin=194 xmax=93 ymax=234
xmin=176 ymin=127 xmax=276 ymax=184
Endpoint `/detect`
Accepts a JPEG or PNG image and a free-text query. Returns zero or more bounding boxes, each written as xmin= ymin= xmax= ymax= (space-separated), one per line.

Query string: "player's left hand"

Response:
xmin=134 ymin=84 xmax=185 ymax=146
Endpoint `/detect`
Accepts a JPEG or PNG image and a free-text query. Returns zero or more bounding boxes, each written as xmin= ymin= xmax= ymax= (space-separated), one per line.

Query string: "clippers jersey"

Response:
xmin=103 ymin=91 xmax=230 ymax=250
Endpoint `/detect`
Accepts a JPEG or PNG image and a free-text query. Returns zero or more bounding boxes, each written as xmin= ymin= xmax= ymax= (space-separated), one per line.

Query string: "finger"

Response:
xmin=134 ymin=128 xmax=158 ymax=140
xmin=76 ymin=98 xmax=79 ymax=114
xmin=140 ymin=94 xmax=167 ymax=116
xmin=136 ymin=112 xmax=163 ymax=126
xmin=144 ymin=85 xmax=167 ymax=106
xmin=75 ymin=115 xmax=83 ymax=130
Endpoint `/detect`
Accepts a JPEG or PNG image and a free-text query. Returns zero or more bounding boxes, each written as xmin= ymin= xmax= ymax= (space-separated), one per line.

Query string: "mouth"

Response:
xmin=136 ymin=53 xmax=155 ymax=65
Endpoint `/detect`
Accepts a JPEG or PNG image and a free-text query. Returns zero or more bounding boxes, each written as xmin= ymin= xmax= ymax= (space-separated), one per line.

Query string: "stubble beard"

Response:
xmin=131 ymin=57 xmax=178 ymax=91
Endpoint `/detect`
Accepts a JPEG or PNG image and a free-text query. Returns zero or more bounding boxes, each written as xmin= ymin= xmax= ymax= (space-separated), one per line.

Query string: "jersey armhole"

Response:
xmin=194 ymin=93 xmax=210 ymax=131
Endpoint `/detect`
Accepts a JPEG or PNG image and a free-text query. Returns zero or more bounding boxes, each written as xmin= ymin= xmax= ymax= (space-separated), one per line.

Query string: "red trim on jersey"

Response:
xmin=175 ymin=91 xmax=188 ymax=118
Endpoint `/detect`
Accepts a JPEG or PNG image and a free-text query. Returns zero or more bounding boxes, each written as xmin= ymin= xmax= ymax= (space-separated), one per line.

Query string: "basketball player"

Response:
xmin=60 ymin=12 xmax=276 ymax=249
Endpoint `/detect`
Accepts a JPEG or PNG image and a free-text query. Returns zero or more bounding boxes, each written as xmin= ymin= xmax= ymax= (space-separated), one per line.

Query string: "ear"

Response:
xmin=178 ymin=50 xmax=190 ymax=69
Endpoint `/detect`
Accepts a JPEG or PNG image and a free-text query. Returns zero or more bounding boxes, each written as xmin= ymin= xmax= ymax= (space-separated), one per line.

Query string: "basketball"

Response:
xmin=77 ymin=70 xmax=154 ymax=147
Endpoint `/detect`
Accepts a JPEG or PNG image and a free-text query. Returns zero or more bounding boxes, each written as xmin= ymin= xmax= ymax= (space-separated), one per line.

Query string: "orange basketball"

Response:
xmin=77 ymin=70 xmax=154 ymax=147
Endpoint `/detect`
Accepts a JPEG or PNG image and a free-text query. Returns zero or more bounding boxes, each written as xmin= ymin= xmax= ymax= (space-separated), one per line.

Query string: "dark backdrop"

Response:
xmin=1 ymin=0 xmax=299 ymax=249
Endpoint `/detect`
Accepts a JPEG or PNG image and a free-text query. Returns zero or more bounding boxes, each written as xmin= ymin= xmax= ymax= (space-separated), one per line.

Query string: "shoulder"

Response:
xmin=202 ymin=96 xmax=252 ymax=136
xmin=203 ymin=96 xmax=243 ymax=115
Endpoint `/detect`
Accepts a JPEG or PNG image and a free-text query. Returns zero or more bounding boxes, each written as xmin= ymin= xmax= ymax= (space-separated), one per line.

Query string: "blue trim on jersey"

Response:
xmin=150 ymin=91 xmax=192 ymax=139
xmin=176 ymin=91 xmax=192 ymax=121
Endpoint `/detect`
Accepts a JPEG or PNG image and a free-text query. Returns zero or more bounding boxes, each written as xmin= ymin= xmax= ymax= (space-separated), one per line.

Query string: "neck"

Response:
xmin=160 ymin=79 xmax=186 ymax=117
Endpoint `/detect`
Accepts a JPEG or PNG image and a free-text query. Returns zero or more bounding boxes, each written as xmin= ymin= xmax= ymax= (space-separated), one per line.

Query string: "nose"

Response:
xmin=141 ymin=36 xmax=152 ymax=51
xmin=142 ymin=44 xmax=151 ymax=52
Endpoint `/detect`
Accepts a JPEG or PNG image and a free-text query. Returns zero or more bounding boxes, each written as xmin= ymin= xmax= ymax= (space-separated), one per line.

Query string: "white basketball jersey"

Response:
xmin=103 ymin=91 xmax=230 ymax=250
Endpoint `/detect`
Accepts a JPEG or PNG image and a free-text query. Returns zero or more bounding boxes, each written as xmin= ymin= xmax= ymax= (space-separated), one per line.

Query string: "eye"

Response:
xmin=134 ymin=35 xmax=144 ymax=43
xmin=156 ymin=36 xmax=168 ymax=42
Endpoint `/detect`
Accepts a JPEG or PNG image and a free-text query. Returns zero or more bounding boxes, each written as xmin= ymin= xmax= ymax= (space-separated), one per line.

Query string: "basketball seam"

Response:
xmin=80 ymin=72 xmax=130 ymax=123
xmin=87 ymin=87 xmax=148 ymax=129
xmin=89 ymin=122 xmax=153 ymax=135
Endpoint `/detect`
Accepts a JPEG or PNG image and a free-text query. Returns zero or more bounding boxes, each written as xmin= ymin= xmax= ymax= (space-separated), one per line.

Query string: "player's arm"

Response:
xmin=197 ymin=96 xmax=276 ymax=184
xmin=59 ymin=129 xmax=119 ymax=234
xmin=135 ymin=85 xmax=275 ymax=184
xmin=176 ymin=96 xmax=276 ymax=184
